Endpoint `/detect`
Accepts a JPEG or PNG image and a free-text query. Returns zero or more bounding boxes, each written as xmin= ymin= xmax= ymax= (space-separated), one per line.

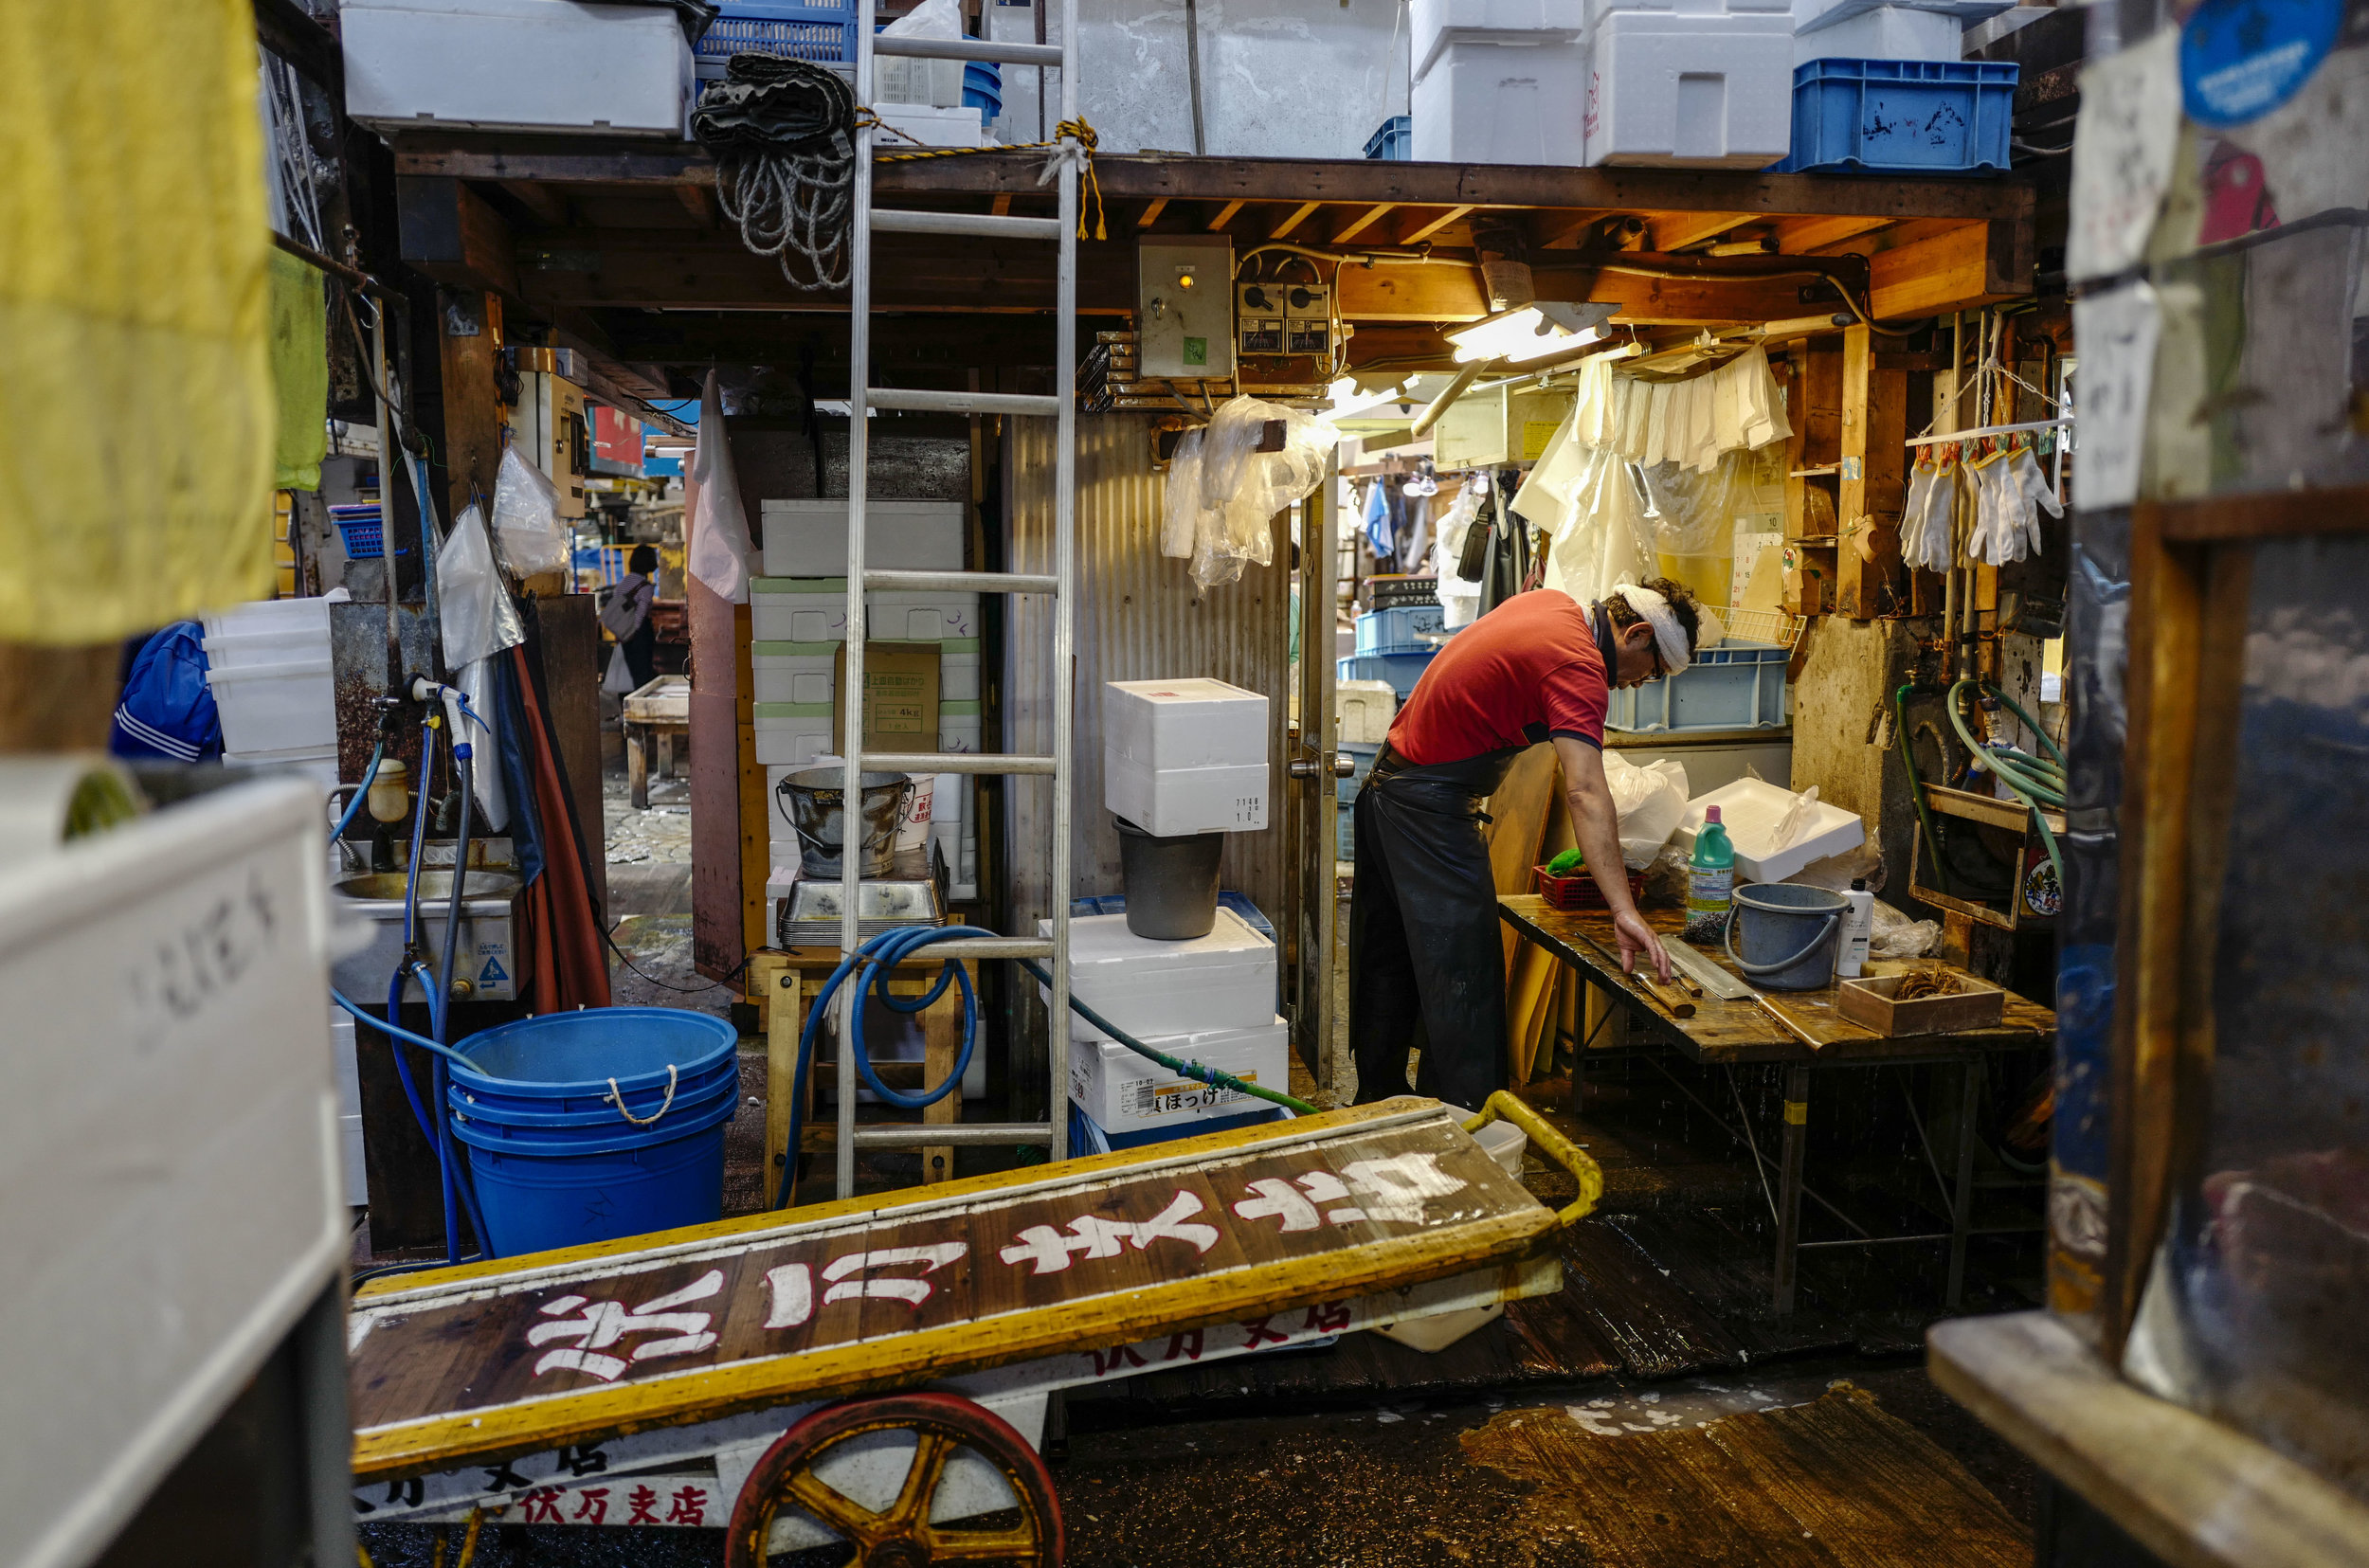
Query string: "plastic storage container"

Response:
xmin=1337 ymin=650 xmax=1438 ymax=699
xmin=750 ymin=577 xmax=850 ymax=641
xmin=962 ymin=59 xmax=1002 ymax=117
xmin=695 ymin=0 xmax=859 ymax=79
xmin=1603 ymin=639 xmax=1787 ymax=732
xmin=1356 ymin=604 xmax=1449 ymax=654
xmin=752 ymin=640 xmax=839 ymax=706
xmin=341 ymin=0 xmax=694 ymax=136
xmin=1105 ymin=678 xmax=1269 ymax=771
xmin=1585 ymin=10 xmax=1794 ymax=167
xmin=1104 ymin=750 xmax=1268 ymax=837
xmin=1368 ymin=575 xmax=1443 ymax=610
xmin=754 ymin=702 xmax=837 ymax=767
xmin=1793 ymin=3 xmax=1962 ymax=63
xmin=1412 ymin=0 xmax=1585 ymax=78
xmin=940 ymin=639 xmax=981 ymax=702
xmin=867 ymin=589 xmax=979 ymax=641
xmin=1334 ymin=740 xmax=1382 ymax=864
xmin=1365 ymin=115 xmax=1413 ymax=159
xmin=329 ymin=504 xmax=385 ymax=560
xmin=1771 ymin=58 xmax=2016 ymax=172
xmin=1534 ymin=861 xmax=1649 ymax=910
xmin=1412 ymin=36 xmax=1589 ymax=165
xmin=206 ymin=658 xmax=336 ymax=754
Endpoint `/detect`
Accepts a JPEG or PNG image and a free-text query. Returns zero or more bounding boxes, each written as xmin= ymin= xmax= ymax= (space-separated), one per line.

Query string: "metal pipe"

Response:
xmin=373 ymin=311 xmax=401 ymax=697
xmin=1184 ymin=0 xmax=1205 ymax=155
xmin=864 ymin=569 xmax=1058 ymax=595
xmin=271 ymin=228 xmax=393 ymax=300
xmin=1410 ymin=357 xmax=1492 ymax=437
xmin=851 ymin=1123 xmax=1059 ymax=1148
xmin=840 ymin=15 xmax=878 ymax=1203
xmin=1050 ymin=0 xmax=1079 ymax=1162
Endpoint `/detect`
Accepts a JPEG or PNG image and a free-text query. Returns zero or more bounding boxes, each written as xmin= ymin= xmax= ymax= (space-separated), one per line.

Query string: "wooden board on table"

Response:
xmin=1498 ymin=895 xmax=2055 ymax=1064
xmin=349 ymin=1099 xmax=1556 ymax=1480
xmin=1485 ymin=744 xmax=1564 ymax=971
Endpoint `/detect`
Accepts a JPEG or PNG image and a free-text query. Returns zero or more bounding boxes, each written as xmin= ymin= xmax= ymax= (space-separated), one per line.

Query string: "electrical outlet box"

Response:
xmin=516 ymin=369 xmax=588 ymax=518
xmin=1237 ymin=282 xmax=1284 ymax=356
xmin=1139 ymin=236 xmax=1236 ymax=381
xmin=1237 ymin=279 xmax=1332 ymax=361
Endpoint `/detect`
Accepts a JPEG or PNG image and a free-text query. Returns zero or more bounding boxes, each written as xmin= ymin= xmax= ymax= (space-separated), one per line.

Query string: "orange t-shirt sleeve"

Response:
xmin=1544 ymin=655 xmax=1608 ymax=748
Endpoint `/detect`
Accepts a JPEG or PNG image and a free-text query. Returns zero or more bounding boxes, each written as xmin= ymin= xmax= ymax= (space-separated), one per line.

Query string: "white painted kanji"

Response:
xmin=1231 ymin=1158 xmax=1465 ymax=1230
xmin=527 ymin=1271 xmax=724 ymax=1381
xmin=999 ymin=1189 xmax=1221 ymax=1275
xmin=1232 ymin=1178 xmax=1319 ymax=1232
xmin=762 ymin=1243 xmax=970 ymax=1328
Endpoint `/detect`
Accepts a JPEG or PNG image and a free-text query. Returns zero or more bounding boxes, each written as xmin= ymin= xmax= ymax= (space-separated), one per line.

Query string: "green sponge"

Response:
xmin=1545 ymin=847 xmax=1585 ymax=875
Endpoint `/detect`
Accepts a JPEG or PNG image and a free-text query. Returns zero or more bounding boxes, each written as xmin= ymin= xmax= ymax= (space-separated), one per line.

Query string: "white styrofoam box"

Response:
xmin=341 ymin=0 xmax=692 ymax=136
xmin=203 ymin=622 xmax=331 ymax=671
xmin=751 ymin=577 xmax=851 ymax=643
xmin=1036 ymin=908 xmax=1277 ymax=1044
xmin=200 ymin=595 xmax=331 ymax=646
xmin=1587 ymin=0 xmax=1790 ymax=24
xmin=223 ymin=748 xmax=341 ymax=797
xmin=1412 ymin=36 xmax=1589 ymax=165
xmin=930 ymin=771 xmax=968 ymax=824
xmin=1584 ymin=10 xmax=1793 ymax=167
xmin=754 ymin=704 xmax=838 ymax=768
xmin=752 ymin=641 xmax=840 ymax=707
xmin=1337 ymin=679 xmax=1399 ymax=745
xmin=329 ymin=1011 xmax=367 ymax=1202
xmin=1105 ymin=749 xmax=1269 ymax=837
xmin=1412 ymin=0 xmax=1585 ymax=80
xmin=1670 ymin=776 xmax=1865 ymax=883
xmin=869 ymin=590 xmax=980 ymax=642
xmin=1105 ymin=677 xmax=1270 ymax=772
xmin=0 ymin=780 xmax=344 ymax=1568
xmin=874 ymin=100 xmax=987 ymax=148
xmin=760 ymin=498 xmax=965 ymax=579
xmin=1792 ymin=2 xmax=1961 ymax=61
xmin=1068 ymin=1017 xmax=1292 ymax=1134
xmin=940 ymin=640 xmax=982 ymax=702
xmin=940 ymin=701 xmax=983 ymax=755
xmin=206 ymin=658 xmax=335 ymax=754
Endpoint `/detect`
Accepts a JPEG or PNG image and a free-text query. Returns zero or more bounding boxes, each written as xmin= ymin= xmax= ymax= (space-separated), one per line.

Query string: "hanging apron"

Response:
xmin=1348 ymin=743 xmax=1523 ymax=1109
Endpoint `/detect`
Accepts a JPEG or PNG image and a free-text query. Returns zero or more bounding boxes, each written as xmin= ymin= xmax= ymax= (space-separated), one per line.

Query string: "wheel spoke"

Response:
xmin=885 ymin=1430 xmax=956 ymax=1529
xmin=785 ymin=1469 xmax=888 ymax=1545
xmin=916 ymin=1523 xmax=1046 ymax=1562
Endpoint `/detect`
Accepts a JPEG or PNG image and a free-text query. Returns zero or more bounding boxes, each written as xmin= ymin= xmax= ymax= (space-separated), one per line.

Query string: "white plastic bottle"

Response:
xmin=1836 ymin=877 xmax=1875 ymax=980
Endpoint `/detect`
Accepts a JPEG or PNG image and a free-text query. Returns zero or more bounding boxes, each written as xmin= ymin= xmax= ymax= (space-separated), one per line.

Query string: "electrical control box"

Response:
xmin=1236 ymin=279 xmax=1333 ymax=361
xmin=515 ymin=369 xmax=589 ymax=518
xmin=1138 ymin=236 xmax=1236 ymax=381
xmin=1434 ymin=383 xmax=1574 ymax=470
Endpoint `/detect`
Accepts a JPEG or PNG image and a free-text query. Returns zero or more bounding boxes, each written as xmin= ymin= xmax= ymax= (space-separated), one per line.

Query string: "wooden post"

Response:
xmin=1836 ymin=323 xmax=1874 ymax=618
xmin=434 ymin=289 xmax=505 ymax=522
xmin=750 ymin=954 xmax=801 ymax=1208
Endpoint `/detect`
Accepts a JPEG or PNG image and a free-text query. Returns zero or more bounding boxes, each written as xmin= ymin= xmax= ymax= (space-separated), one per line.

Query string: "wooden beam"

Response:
xmin=1651 ymin=211 xmax=1758 ymax=251
xmin=991 ymin=192 xmax=1013 ymax=216
xmin=397 ymin=175 xmax=521 ymax=298
xmin=499 ymin=179 xmax=570 ymax=228
xmin=1204 ymin=198 xmax=1247 ymax=231
xmin=1269 ymin=200 xmax=1323 ymax=240
xmin=1135 ymin=196 xmax=1169 ymax=227
xmin=674 ymin=184 xmax=714 ymax=225
xmin=1337 ymin=258 xmax=1811 ymax=325
xmin=436 ymin=290 xmax=506 ymax=521
xmin=1869 ymin=222 xmax=2022 ymax=319
xmin=515 ymin=231 xmax=1135 ymax=315
xmin=1330 ymin=202 xmax=1396 ymax=243
xmin=1775 ymin=213 xmax=1891 ymax=253
xmin=1396 ymin=205 xmax=1474 ymax=246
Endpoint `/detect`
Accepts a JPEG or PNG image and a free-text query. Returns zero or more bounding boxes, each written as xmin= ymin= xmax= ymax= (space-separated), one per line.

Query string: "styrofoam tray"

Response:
xmin=1670 ymin=777 xmax=1863 ymax=884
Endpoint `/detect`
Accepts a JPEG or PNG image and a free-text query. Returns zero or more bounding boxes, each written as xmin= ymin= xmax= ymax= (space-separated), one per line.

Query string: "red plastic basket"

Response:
xmin=1534 ymin=863 xmax=1647 ymax=910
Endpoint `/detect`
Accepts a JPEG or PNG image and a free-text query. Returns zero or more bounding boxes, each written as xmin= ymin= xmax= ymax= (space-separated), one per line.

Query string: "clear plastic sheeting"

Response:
xmin=1168 ymin=396 xmax=1339 ymax=591
xmin=1540 ymin=443 xmax=1657 ymax=605
xmin=435 ymin=501 xmax=525 ymax=668
xmin=1638 ymin=445 xmax=1783 ymax=558
xmin=2124 ymin=533 xmax=2369 ymax=1497
xmin=877 ymin=0 xmax=965 ymax=108
xmin=490 ymin=446 xmax=570 ymax=578
xmin=1600 ymin=750 xmax=1688 ymax=870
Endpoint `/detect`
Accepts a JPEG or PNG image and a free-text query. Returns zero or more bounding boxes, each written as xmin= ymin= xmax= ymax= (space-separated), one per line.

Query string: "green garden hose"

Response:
xmin=1946 ymin=677 xmax=2066 ymax=892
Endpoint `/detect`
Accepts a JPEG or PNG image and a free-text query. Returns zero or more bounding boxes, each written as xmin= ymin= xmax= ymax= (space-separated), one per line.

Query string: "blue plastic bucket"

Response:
xmin=963 ymin=60 xmax=1002 ymax=119
xmin=443 ymin=1009 xmax=740 ymax=1257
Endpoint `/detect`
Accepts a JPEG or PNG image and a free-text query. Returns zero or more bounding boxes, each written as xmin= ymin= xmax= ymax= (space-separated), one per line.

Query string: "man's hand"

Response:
xmin=1614 ymin=908 xmax=1673 ymax=984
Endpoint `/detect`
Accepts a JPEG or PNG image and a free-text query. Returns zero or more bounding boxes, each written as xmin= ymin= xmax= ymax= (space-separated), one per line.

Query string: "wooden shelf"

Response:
xmin=1790 ymin=465 xmax=1840 ymax=478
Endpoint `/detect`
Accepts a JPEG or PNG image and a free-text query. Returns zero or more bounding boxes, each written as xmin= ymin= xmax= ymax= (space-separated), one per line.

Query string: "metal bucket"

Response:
xmin=1724 ymin=881 xmax=1849 ymax=991
xmin=1114 ymin=815 xmax=1222 ymax=940
xmin=775 ymin=768 xmax=912 ymax=878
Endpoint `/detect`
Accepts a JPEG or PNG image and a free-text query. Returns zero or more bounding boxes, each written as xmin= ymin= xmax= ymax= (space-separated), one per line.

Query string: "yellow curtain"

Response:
xmin=0 ymin=0 xmax=276 ymax=644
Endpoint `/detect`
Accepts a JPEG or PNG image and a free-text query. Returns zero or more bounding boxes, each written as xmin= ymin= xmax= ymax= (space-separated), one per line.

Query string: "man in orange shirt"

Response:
xmin=1350 ymin=578 xmax=1702 ymax=1108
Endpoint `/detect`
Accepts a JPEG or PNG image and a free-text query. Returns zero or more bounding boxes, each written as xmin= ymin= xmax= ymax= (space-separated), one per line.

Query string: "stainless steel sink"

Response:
xmin=331 ymin=869 xmax=526 ymax=1001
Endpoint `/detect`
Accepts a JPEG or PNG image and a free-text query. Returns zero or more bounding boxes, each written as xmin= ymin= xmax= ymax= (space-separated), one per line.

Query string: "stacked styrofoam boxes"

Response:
xmin=751 ymin=577 xmax=847 ymax=782
xmin=1045 ymin=908 xmax=1289 ymax=1142
xmin=870 ymin=588 xmax=981 ymax=892
xmin=202 ymin=598 xmax=337 ymax=788
xmin=1410 ymin=1 xmax=1589 ymax=165
xmin=1792 ymin=0 xmax=1961 ymax=64
xmin=1584 ymin=0 xmax=1794 ymax=167
xmin=762 ymin=498 xmax=966 ymax=578
xmin=1103 ymin=678 xmax=1270 ymax=837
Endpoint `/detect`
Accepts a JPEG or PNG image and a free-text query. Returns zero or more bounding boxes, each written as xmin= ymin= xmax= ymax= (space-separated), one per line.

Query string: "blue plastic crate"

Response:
xmin=1605 ymin=640 xmax=1789 ymax=733
xmin=330 ymin=504 xmax=384 ymax=561
xmin=696 ymin=0 xmax=859 ymax=77
xmin=1356 ymin=604 xmax=1449 ymax=654
xmin=1365 ymin=115 xmax=1412 ymax=160
xmin=1771 ymin=59 xmax=2018 ymax=174
xmin=1337 ymin=807 xmax=1357 ymax=863
xmin=1337 ymin=650 xmax=1436 ymax=698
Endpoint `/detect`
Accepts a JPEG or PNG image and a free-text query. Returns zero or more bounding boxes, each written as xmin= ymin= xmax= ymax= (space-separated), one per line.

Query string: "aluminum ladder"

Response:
xmin=834 ymin=6 xmax=1079 ymax=1197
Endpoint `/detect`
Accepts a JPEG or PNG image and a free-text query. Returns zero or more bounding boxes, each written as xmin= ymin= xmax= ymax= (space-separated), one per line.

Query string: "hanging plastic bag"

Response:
xmin=603 ymin=643 xmax=638 ymax=695
xmin=1600 ymin=750 xmax=1690 ymax=869
xmin=877 ymin=0 xmax=964 ymax=108
xmin=436 ymin=501 xmax=526 ymax=668
xmin=1188 ymin=396 xmax=1339 ymax=590
xmin=1869 ymin=899 xmax=1940 ymax=959
xmin=490 ymin=446 xmax=570 ymax=578
xmin=1160 ymin=427 xmax=1205 ymax=560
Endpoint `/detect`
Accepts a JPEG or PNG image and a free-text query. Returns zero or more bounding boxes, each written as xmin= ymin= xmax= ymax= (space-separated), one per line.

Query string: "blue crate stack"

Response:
xmin=1336 ymin=607 xmax=1455 ymax=699
xmin=1773 ymin=59 xmax=2019 ymax=175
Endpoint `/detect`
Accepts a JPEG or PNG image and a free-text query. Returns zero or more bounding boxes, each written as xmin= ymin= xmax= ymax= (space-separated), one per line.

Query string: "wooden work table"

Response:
xmin=1499 ymin=893 xmax=2056 ymax=1311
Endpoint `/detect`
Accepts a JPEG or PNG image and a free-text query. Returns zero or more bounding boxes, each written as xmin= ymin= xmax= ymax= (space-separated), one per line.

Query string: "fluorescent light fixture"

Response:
xmin=1327 ymin=375 xmax=1415 ymax=419
xmin=1447 ymin=302 xmax=1619 ymax=364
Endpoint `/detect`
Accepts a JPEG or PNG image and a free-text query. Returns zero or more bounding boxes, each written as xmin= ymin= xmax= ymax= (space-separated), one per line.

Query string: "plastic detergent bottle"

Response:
xmin=1836 ymin=877 xmax=1875 ymax=979
xmin=1688 ymin=805 xmax=1735 ymax=919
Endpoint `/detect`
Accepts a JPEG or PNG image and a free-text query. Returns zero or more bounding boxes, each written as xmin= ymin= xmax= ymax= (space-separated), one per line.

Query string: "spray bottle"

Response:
xmin=1688 ymin=804 xmax=1735 ymax=920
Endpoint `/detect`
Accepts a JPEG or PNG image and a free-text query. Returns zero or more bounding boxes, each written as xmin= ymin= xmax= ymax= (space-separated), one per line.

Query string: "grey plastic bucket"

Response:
xmin=775 ymin=768 xmax=911 ymax=878
xmin=1724 ymin=882 xmax=1849 ymax=990
xmin=1114 ymin=815 xmax=1222 ymax=940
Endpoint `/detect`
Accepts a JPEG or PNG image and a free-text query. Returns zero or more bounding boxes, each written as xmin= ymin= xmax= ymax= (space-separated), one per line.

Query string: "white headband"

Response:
xmin=1609 ymin=584 xmax=1709 ymax=676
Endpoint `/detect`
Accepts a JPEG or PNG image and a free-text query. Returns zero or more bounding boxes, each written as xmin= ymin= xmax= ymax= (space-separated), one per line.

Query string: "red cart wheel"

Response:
xmin=726 ymin=1392 xmax=1063 ymax=1567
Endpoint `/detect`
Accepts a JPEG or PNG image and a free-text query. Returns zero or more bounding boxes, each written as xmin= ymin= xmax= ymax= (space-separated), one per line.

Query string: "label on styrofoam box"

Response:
xmin=750 ymin=578 xmax=852 ymax=643
xmin=940 ymin=699 xmax=983 ymax=754
xmin=1104 ymin=748 xmax=1268 ymax=837
xmin=1067 ymin=1018 xmax=1289 ymax=1131
xmin=1105 ymin=677 xmax=1269 ymax=771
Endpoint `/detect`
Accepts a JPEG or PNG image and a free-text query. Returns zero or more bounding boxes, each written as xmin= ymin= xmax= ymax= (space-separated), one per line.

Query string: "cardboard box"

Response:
xmin=832 ymin=642 xmax=941 ymax=754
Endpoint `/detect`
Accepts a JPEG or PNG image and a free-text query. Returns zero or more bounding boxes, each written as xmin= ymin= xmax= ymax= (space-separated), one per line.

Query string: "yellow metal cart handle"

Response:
xmin=1465 ymin=1090 xmax=1603 ymax=1228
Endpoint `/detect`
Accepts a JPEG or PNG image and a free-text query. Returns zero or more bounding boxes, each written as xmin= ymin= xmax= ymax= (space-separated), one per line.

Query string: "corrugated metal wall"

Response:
xmin=1001 ymin=414 xmax=1293 ymax=1102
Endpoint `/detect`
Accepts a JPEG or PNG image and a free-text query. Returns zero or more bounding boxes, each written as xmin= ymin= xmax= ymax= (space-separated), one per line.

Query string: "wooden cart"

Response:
xmin=349 ymin=1094 xmax=1598 ymax=1564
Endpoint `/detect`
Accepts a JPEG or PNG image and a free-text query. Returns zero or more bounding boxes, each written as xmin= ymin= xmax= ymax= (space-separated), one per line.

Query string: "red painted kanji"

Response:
xmin=519 ymin=1488 xmax=566 ymax=1523
xmin=665 ymin=1486 xmax=708 ymax=1526
xmin=1240 ymin=1314 xmax=1289 ymax=1349
xmin=1164 ymin=1327 xmax=1205 ymax=1361
xmin=1303 ymin=1301 xmax=1351 ymax=1335
xmin=571 ymin=1487 xmax=610 ymax=1524
xmin=625 ymin=1485 xmax=660 ymax=1524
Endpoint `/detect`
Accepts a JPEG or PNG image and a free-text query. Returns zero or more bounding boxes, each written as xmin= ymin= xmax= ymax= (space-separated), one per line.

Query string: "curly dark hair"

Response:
xmin=1603 ymin=576 xmax=1704 ymax=655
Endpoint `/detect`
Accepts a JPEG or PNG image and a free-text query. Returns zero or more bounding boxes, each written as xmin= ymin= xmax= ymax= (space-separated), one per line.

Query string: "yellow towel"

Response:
xmin=269 ymin=248 xmax=328 ymax=493
xmin=0 ymin=0 xmax=277 ymax=643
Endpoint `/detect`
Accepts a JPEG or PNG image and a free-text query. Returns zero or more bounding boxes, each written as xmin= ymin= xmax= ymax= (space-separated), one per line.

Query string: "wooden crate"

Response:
xmin=1836 ymin=971 xmax=2006 ymax=1036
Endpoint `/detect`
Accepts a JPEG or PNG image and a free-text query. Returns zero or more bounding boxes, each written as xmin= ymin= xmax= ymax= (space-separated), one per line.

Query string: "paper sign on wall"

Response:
xmin=2069 ymin=28 xmax=2184 ymax=282
xmin=2071 ymin=281 xmax=2161 ymax=512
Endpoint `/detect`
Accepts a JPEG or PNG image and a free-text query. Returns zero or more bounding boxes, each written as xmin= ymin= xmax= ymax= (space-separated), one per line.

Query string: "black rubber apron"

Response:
xmin=1348 ymin=742 xmax=1523 ymax=1108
